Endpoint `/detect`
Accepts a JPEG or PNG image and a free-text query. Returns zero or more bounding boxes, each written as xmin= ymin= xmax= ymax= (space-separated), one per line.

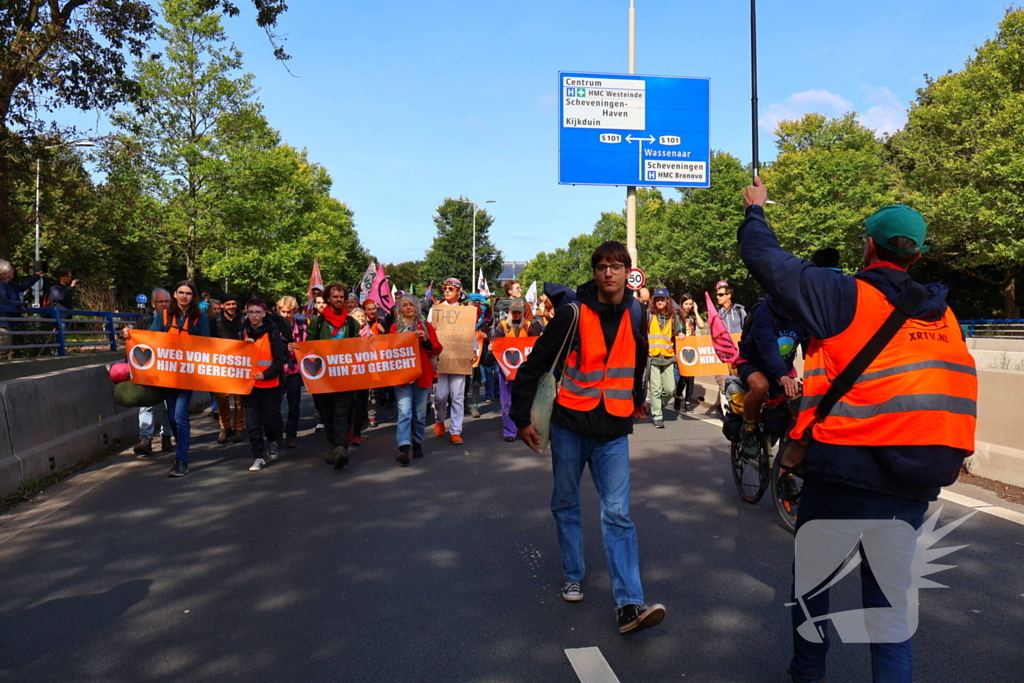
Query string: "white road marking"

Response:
xmin=565 ymin=647 xmax=621 ymax=683
xmin=938 ymin=489 xmax=1024 ymax=527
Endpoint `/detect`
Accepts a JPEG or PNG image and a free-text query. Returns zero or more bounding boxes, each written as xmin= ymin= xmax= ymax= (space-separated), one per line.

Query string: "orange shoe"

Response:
xmin=450 ymin=434 xmax=464 ymax=445
xmin=434 ymin=422 xmax=446 ymax=437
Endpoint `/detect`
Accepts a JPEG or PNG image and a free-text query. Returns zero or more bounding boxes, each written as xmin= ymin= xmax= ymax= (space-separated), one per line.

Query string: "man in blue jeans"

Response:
xmin=511 ymin=240 xmax=666 ymax=634
xmin=739 ymin=178 xmax=977 ymax=682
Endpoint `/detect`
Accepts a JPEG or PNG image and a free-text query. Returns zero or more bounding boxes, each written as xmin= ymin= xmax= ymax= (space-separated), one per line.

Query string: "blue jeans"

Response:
xmin=549 ymin=421 xmax=644 ymax=609
xmin=163 ymin=389 xmax=193 ymax=463
xmin=790 ymin=478 xmax=928 ymax=683
xmin=395 ymin=383 xmax=429 ymax=447
xmin=139 ymin=403 xmax=168 ymax=438
xmin=209 ymin=392 xmax=218 ymax=413
xmin=485 ymin=366 xmax=499 ymax=403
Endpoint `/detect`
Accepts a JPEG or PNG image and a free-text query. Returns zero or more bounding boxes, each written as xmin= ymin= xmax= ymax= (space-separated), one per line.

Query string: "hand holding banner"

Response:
xmin=127 ymin=330 xmax=260 ymax=394
xmin=491 ymin=337 xmax=536 ymax=380
xmin=294 ymin=332 xmax=421 ymax=393
xmin=675 ymin=333 xmax=742 ymax=377
xmin=431 ymin=305 xmax=475 ymax=375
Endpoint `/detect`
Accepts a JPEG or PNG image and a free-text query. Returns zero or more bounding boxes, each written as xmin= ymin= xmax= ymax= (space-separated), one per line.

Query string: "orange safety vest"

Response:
xmin=648 ymin=315 xmax=674 ymax=358
xmin=793 ymin=279 xmax=977 ymax=452
xmin=557 ymin=305 xmax=636 ymax=417
xmin=246 ymin=331 xmax=278 ymax=389
xmin=500 ymin=320 xmax=530 ymax=338
xmin=161 ymin=310 xmax=194 ymax=335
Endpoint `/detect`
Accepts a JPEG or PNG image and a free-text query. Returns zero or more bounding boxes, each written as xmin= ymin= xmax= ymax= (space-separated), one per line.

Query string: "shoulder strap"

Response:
xmin=813 ymin=281 xmax=927 ymax=423
xmin=550 ymin=303 xmax=580 ymax=375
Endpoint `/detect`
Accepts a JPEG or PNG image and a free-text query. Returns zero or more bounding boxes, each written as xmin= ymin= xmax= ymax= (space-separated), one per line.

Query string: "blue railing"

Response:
xmin=0 ymin=306 xmax=141 ymax=357
xmin=960 ymin=319 xmax=1024 ymax=339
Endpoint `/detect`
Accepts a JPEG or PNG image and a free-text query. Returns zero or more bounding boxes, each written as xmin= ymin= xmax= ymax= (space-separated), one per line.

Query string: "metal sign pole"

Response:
xmin=626 ymin=0 xmax=638 ymax=272
xmin=750 ymin=0 xmax=760 ymax=180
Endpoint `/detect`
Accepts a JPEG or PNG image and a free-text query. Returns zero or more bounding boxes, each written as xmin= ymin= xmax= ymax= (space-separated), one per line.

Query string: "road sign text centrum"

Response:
xmin=558 ymin=72 xmax=710 ymax=188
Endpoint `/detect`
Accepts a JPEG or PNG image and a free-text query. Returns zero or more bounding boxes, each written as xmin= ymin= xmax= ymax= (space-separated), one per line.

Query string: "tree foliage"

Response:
xmin=892 ymin=7 xmax=1024 ymax=317
xmin=421 ymin=199 xmax=503 ymax=290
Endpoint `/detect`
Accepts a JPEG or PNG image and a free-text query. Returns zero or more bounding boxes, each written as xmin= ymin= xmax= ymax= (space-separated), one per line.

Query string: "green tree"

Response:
xmin=421 ymin=198 xmax=503 ymax=289
xmin=891 ymin=7 xmax=1024 ymax=317
xmin=520 ymin=213 xmax=625 ymax=290
xmin=0 ymin=0 xmax=289 ymax=258
xmin=384 ymin=260 xmax=424 ymax=292
xmin=762 ymin=114 xmax=896 ymax=272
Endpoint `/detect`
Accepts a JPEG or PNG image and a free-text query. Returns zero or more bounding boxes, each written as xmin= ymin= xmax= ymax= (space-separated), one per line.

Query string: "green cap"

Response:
xmin=864 ymin=205 xmax=930 ymax=254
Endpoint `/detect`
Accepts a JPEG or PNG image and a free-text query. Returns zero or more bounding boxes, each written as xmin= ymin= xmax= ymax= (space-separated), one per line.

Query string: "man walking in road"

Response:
xmin=212 ymin=292 xmax=246 ymax=443
xmin=739 ymin=178 xmax=977 ymax=683
xmin=510 ymin=241 xmax=666 ymax=635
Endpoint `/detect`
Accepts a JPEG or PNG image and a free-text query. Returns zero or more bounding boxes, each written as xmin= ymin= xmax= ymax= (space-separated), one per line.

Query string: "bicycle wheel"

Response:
xmin=730 ymin=437 xmax=767 ymax=504
xmin=771 ymin=444 xmax=802 ymax=534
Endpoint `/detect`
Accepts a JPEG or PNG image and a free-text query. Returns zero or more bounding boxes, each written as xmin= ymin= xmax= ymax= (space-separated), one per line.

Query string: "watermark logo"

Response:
xmin=791 ymin=507 xmax=975 ymax=643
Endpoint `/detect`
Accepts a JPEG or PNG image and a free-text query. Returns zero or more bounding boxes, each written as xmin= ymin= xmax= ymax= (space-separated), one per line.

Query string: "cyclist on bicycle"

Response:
xmin=736 ymin=296 xmax=806 ymax=458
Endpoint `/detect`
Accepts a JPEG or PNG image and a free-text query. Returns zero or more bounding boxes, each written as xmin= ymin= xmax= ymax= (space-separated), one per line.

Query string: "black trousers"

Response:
xmin=243 ymin=386 xmax=283 ymax=458
xmin=349 ymin=388 xmax=370 ymax=439
xmin=320 ymin=391 xmax=354 ymax=449
xmin=675 ymin=375 xmax=695 ymax=403
xmin=280 ymin=373 xmax=303 ymax=437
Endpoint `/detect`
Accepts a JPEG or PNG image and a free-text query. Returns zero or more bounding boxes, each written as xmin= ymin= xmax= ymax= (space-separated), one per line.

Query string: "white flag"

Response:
xmin=477 ymin=268 xmax=491 ymax=297
xmin=525 ymin=280 xmax=538 ymax=306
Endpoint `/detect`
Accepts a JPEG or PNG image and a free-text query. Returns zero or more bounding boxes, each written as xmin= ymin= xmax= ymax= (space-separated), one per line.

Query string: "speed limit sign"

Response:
xmin=626 ymin=268 xmax=646 ymax=291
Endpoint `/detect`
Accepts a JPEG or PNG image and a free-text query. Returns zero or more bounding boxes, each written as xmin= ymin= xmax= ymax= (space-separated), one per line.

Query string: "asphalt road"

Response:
xmin=0 ymin=395 xmax=1021 ymax=682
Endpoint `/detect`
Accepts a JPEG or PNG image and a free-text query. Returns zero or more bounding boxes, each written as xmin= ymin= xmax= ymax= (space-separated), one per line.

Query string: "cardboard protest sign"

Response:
xmin=675 ymin=333 xmax=742 ymax=377
xmin=127 ymin=330 xmax=260 ymax=394
xmin=293 ymin=332 xmax=421 ymax=393
xmin=431 ymin=305 xmax=475 ymax=375
xmin=491 ymin=337 xmax=536 ymax=381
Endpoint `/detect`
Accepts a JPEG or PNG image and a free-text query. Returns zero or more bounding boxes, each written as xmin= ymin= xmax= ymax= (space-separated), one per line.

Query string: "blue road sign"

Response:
xmin=136 ymin=294 xmax=148 ymax=305
xmin=558 ymin=72 xmax=710 ymax=188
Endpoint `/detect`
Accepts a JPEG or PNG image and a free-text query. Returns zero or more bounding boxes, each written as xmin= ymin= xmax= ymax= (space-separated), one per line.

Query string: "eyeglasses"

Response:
xmin=716 ymin=292 xmax=728 ymax=297
xmin=593 ymin=264 xmax=626 ymax=274
xmin=246 ymin=310 xmax=265 ymax=316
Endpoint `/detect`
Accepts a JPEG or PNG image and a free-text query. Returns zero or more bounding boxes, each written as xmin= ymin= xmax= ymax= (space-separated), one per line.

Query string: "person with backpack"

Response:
xmin=490 ymin=298 xmax=536 ymax=441
xmin=510 ymin=240 xmax=666 ymax=635
xmin=239 ymin=298 xmax=288 ymax=471
xmin=276 ymin=296 xmax=306 ymax=449
xmin=137 ymin=280 xmax=210 ymax=477
xmin=740 ymin=179 xmax=977 ymax=683
xmin=647 ymin=288 xmax=679 ymax=428
xmin=292 ymin=282 xmax=361 ymax=471
xmin=390 ymin=294 xmax=443 ymax=465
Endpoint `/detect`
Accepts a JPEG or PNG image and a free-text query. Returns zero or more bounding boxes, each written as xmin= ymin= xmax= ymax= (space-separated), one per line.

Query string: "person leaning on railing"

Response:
xmin=0 ymin=259 xmax=45 ymax=360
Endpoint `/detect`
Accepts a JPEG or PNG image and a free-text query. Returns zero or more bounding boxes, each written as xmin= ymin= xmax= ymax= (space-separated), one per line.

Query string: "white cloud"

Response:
xmin=760 ymin=89 xmax=853 ymax=133
xmin=760 ymin=86 xmax=907 ymax=136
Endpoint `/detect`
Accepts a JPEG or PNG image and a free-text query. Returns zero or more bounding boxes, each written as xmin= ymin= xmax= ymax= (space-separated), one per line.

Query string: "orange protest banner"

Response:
xmin=675 ymin=333 xmax=742 ymax=377
xmin=127 ymin=330 xmax=261 ymax=394
xmin=491 ymin=337 xmax=537 ymax=381
xmin=294 ymin=332 xmax=421 ymax=394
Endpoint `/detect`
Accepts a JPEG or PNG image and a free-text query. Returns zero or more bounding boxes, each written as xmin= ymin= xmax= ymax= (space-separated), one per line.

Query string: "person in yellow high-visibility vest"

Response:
xmin=647 ymin=288 xmax=678 ymax=428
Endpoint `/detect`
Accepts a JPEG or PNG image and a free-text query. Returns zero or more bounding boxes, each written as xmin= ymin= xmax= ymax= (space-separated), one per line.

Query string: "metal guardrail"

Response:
xmin=960 ymin=319 xmax=1024 ymax=339
xmin=0 ymin=306 xmax=141 ymax=357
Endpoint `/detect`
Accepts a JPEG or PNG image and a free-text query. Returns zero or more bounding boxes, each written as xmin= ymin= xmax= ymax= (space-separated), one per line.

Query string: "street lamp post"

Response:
xmin=455 ymin=198 xmax=495 ymax=293
xmin=35 ymin=139 xmax=95 ymax=306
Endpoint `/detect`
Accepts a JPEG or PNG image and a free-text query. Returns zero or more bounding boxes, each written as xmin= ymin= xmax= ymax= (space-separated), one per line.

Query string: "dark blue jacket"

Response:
xmin=0 ymin=275 xmax=42 ymax=327
xmin=737 ymin=296 xmax=806 ymax=381
xmin=738 ymin=205 xmax=967 ymax=502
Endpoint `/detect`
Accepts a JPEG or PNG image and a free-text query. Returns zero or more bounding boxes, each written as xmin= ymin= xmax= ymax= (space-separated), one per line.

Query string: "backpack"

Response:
xmin=739 ymin=298 xmax=766 ymax=341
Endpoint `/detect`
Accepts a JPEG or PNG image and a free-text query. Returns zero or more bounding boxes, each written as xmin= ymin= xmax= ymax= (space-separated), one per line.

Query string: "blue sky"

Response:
xmin=62 ymin=0 xmax=1011 ymax=264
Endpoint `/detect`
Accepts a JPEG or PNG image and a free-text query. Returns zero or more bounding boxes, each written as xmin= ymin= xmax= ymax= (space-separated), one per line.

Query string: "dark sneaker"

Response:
xmin=740 ymin=431 xmax=760 ymax=459
xmin=249 ymin=457 xmax=266 ymax=471
xmin=561 ymin=581 xmax=583 ymax=602
xmin=412 ymin=442 xmax=424 ymax=459
xmin=470 ymin=404 xmax=480 ymax=418
xmin=673 ymin=396 xmax=682 ymax=411
xmin=168 ymin=461 xmax=189 ymax=478
xmin=504 ymin=436 xmax=515 ymax=442
xmin=396 ymin=445 xmax=410 ymax=466
xmin=332 ymin=446 xmax=349 ymax=470
xmin=267 ymin=442 xmax=279 ymax=461
xmin=653 ymin=420 xmax=664 ymax=429
xmin=232 ymin=430 xmax=244 ymax=443
xmin=286 ymin=436 xmax=297 ymax=449
xmin=617 ymin=603 xmax=666 ymax=634
xmin=217 ymin=429 xmax=230 ymax=444
xmin=161 ymin=434 xmax=173 ymax=451
xmin=133 ymin=437 xmax=152 ymax=455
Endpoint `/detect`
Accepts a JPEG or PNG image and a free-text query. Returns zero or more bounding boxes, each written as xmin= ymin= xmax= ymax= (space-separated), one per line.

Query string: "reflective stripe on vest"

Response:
xmin=161 ymin=310 xmax=193 ymax=335
xmin=500 ymin=320 xmax=530 ymax=338
xmin=556 ymin=305 xmax=636 ymax=417
xmin=793 ymin=279 xmax=977 ymax=452
xmin=248 ymin=332 xmax=278 ymax=389
xmin=648 ymin=315 xmax=674 ymax=357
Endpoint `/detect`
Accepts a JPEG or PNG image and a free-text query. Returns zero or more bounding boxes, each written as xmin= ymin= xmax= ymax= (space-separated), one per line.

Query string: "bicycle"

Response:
xmin=723 ymin=379 xmax=802 ymax=532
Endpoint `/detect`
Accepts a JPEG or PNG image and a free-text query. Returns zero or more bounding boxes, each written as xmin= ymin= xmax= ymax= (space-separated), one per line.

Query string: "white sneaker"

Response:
xmin=267 ymin=442 xmax=279 ymax=461
xmin=249 ymin=458 xmax=266 ymax=471
xmin=315 ymin=423 xmax=325 ymax=432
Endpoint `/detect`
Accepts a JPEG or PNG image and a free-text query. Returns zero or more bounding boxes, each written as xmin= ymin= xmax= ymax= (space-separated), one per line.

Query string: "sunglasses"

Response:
xmin=716 ymin=292 xmax=728 ymax=297
xmin=442 ymin=286 xmax=459 ymax=292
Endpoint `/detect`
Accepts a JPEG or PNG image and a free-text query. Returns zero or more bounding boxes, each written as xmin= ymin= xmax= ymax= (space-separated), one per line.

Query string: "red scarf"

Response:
xmin=321 ymin=306 xmax=349 ymax=337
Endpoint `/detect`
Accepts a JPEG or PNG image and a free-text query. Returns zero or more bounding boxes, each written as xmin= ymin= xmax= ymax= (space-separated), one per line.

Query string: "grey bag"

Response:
xmin=529 ymin=303 xmax=579 ymax=451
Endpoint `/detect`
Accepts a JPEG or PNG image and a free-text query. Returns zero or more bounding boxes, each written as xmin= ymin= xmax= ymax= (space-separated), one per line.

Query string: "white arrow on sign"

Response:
xmin=626 ymin=135 xmax=656 ymax=183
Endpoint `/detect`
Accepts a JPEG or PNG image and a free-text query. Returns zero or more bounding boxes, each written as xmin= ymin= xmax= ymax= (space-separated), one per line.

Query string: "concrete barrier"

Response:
xmin=964 ymin=368 xmax=1024 ymax=488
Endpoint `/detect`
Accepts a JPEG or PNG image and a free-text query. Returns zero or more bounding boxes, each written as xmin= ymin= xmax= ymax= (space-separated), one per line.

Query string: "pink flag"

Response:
xmin=305 ymin=258 xmax=324 ymax=315
xmin=705 ymin=291 xmax=741 ymax=364
xmin=367 ymin=263 xmax=395 ymax=314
